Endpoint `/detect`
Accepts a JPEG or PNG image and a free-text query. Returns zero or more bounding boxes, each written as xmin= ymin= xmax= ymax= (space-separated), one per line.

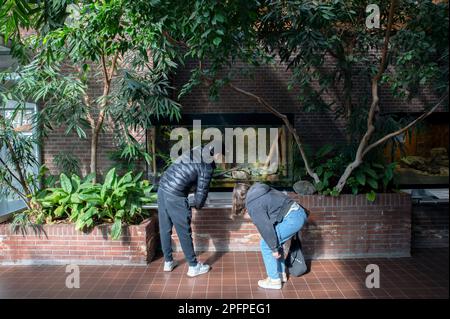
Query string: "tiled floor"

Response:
xmin=0 ymin=248 xmax=448 ymax=299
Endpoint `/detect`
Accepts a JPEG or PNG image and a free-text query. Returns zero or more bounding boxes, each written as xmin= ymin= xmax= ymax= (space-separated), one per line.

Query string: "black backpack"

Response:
xmin=285 ymin=232 xmax=308 ymax=277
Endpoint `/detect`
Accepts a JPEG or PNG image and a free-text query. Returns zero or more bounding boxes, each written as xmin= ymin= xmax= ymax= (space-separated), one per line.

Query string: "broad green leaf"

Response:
xmin=323 ymin=171 xmax=333 ymax=181
xmin=54 ymin=206 xmax=65 ymax=217
xmin=330 ymin=188 xmax=340 ymax=197
xmin=356 ymin=171 xmax=366 ymax=186
xmin=71 ymin=175 xmax=81 ymax=190
xmin=316 ymin=144 xmax=334 ymax=158
xmin=111 ymin=218 xmax=122 ymax=240
xmin=104 ymin=168 xmax=116 ymax=188
xmin=70 ymin=193 xmax=82 ymax=204
xmin=366 ymin=191 xmax=376 ymax=202
xmin=60 ymin=173 xmax=72 ymax=193
xmin=367 ymin=178 xmax=378 ymax=190
xmin=365 ymin=168 xmax=378 ymax=179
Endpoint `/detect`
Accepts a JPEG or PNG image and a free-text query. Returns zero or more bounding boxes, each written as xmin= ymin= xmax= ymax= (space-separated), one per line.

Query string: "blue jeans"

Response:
xmin=260 ymin=208 xmax=308 ymax=280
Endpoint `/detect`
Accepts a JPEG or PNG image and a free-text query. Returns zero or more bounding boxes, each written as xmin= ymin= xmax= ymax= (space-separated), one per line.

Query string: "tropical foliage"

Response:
xmin=1 ymin=0 xmax=448 ymax=202
xmin=12 ymin=168 xmax=155 ymax=239
xmin=1 ymin=0 xmax=181 ymax=182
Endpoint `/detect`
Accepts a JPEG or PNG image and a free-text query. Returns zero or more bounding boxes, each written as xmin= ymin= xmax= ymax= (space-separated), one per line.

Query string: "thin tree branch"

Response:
xmin=109 ymin=51 xmax=120 ymax=83
xmin=0 ymin=155 xmax=30 ymax=206
xmin=373 ymin=1 xmax=396 ymax=83
xmin=0 ymin=157 xmax=24 ymax=188
xmin=162 ymin=30 xmax=188 ymax=47
xmin=227 ymin=82 xmax=320 ymax=184
xmin=363 ymin=94 xmax=448 ymax=157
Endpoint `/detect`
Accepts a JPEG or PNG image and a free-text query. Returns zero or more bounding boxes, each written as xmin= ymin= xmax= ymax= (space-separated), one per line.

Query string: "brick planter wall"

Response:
xmin=412 ymin=203 xmax=449 ymax=249
xmin=0 ymin=194 xmax=412 ymax=264
xmin=170 ymin=193 xmax=412 ymax=259
xmin=0 ymin=216 xmax=158 ymax=265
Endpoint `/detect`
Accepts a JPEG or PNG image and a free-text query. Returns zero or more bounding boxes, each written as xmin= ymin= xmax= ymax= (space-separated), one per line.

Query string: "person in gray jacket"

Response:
xmin=232 ymin=182 xmax=309 ymax=289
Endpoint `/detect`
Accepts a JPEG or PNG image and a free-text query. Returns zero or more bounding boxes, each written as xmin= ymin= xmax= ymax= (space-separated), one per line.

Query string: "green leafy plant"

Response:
xmin=299 ymin=144 xmax=398 ymax=199
xmin=312 ymin=153 xmax=347 ymax=197
xmin=13 ymin=168 xmax=156 ymax=239
xmin=346 ymin=162 xmax=397 ymax=201
xmin=1 ymin=0 xmax=181 ymax=183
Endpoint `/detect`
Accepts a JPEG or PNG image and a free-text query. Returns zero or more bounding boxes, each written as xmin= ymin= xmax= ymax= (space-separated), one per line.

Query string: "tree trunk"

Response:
xmin=90 ymin=126 xmax=99 ymax=181
xmin=88 ymin=53 xmax=117 ymax=182
xmin=90 ymin=108 xmax=107 ymax=183
xmin=334 ymin=0 xmax=396 ymax=192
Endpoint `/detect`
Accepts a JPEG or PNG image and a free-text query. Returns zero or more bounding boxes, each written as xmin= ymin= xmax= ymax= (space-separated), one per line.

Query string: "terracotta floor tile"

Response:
xmin=0 ymin=248 xmax=447 ymax=299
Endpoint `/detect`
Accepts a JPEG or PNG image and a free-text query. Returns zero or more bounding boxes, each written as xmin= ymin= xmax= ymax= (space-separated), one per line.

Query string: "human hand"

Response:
xmin=272 ymin=251 xmax=282 ymax=259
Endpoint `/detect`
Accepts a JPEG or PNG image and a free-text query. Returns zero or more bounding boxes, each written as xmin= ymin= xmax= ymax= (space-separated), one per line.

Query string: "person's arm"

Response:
xmin=194 ymin=163 xmax=213 ymax=210
xmin=251 ymin=209 xmax=280 ymax=253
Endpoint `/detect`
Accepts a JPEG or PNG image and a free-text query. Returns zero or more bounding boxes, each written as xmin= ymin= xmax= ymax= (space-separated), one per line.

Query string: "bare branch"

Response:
xmin=363 ymin=94 xmax=448 ymax=157
xmin=162 ymin=30 xmax=188 ymax=48
xmin=0 ymin=157 xmax=25 ymax=189
xmin=109 ymin=51 xmax=120 ymax=83
xmin=227 ymin=83 xmax=320 ymax=184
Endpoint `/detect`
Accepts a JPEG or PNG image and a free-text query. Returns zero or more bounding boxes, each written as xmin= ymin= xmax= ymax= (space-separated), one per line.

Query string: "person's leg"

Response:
xmin=168 ymin=196 xmax=198 ymax=267
xmin=258 ymin=238 xmax=282 ymax=289
xmin=260 ymin=238 xmax=279 ymax=280
xmin=157 ymin=189 xmax=175 ymax=263
xmin=275 ymin=208 xmax=308 ymax=276
xmin=277 ymin=247 xmax=286 ymax=275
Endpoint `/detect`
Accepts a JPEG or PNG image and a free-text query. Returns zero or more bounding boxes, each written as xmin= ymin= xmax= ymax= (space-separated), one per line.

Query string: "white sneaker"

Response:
xmin=280 ymin=272 xmax=288 ymax=283
xmin=258 ymin=277 xmax=282 ymax=289
xmin=163 ymin=260 xmax=178 ymax=272
xmin=187 ymin=263 xmax=210 ymax=277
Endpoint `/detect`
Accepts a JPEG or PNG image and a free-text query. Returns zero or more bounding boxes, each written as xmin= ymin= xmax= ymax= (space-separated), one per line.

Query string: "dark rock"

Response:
xmin=293 ymin=180 xmax=316 ymax=195
xmin=232 ymin=170 xmax=250 ymax=180
xmin=430 ymin=147 xmax=448 ymax=159
xmin=400 ymin=156 xmax=428 ymax=171
xmin=429 ymin=147 xmax=449 ymax=168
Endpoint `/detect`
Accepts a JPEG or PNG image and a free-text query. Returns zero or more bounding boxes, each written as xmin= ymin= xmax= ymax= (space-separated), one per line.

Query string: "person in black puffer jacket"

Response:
xmin=157 ymin=145 xmax=219 ymax=277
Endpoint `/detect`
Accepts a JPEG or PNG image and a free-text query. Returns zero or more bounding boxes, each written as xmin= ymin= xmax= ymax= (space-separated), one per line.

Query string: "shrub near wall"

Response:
xmin=171 ymin=193 xmax=412 ymax=259
xmin=0 ymin=215 xmax=158 ymax=265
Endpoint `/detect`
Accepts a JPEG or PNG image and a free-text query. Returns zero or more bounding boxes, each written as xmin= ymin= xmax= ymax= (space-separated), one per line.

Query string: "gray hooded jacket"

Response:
xmin=245 ymin=183 xmax=295 ymax=252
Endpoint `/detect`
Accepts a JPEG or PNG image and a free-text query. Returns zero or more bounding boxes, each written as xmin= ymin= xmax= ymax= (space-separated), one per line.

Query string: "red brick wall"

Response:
xmin=174 ymin=59 xmax=447 ymax=149
xmin=0 ymin=194 xmax=412 ymax=264
xmin=39 ymin=57 xmax=448 ymax=177
xmin=43 ymin=125 xmax=117 ymax=177
xmin=170 ymin=193 xmax=412 ymax=259
xmin=0 ymin=218 xmax=156 ymax=265
xmin=412 ymin=203 xmax=449 ymax=248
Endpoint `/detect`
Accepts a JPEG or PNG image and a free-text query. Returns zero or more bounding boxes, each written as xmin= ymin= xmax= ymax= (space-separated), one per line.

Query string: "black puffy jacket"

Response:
xmin=158 ymin=147 xmax=215 ymax=210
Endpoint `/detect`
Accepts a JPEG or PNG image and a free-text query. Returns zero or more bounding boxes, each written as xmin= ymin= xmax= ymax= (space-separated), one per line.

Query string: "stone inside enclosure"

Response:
xmin=400 ymin=147 xmax=449 ymax=176
xmin=293 ymin=180 xmax=316 ymax=195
